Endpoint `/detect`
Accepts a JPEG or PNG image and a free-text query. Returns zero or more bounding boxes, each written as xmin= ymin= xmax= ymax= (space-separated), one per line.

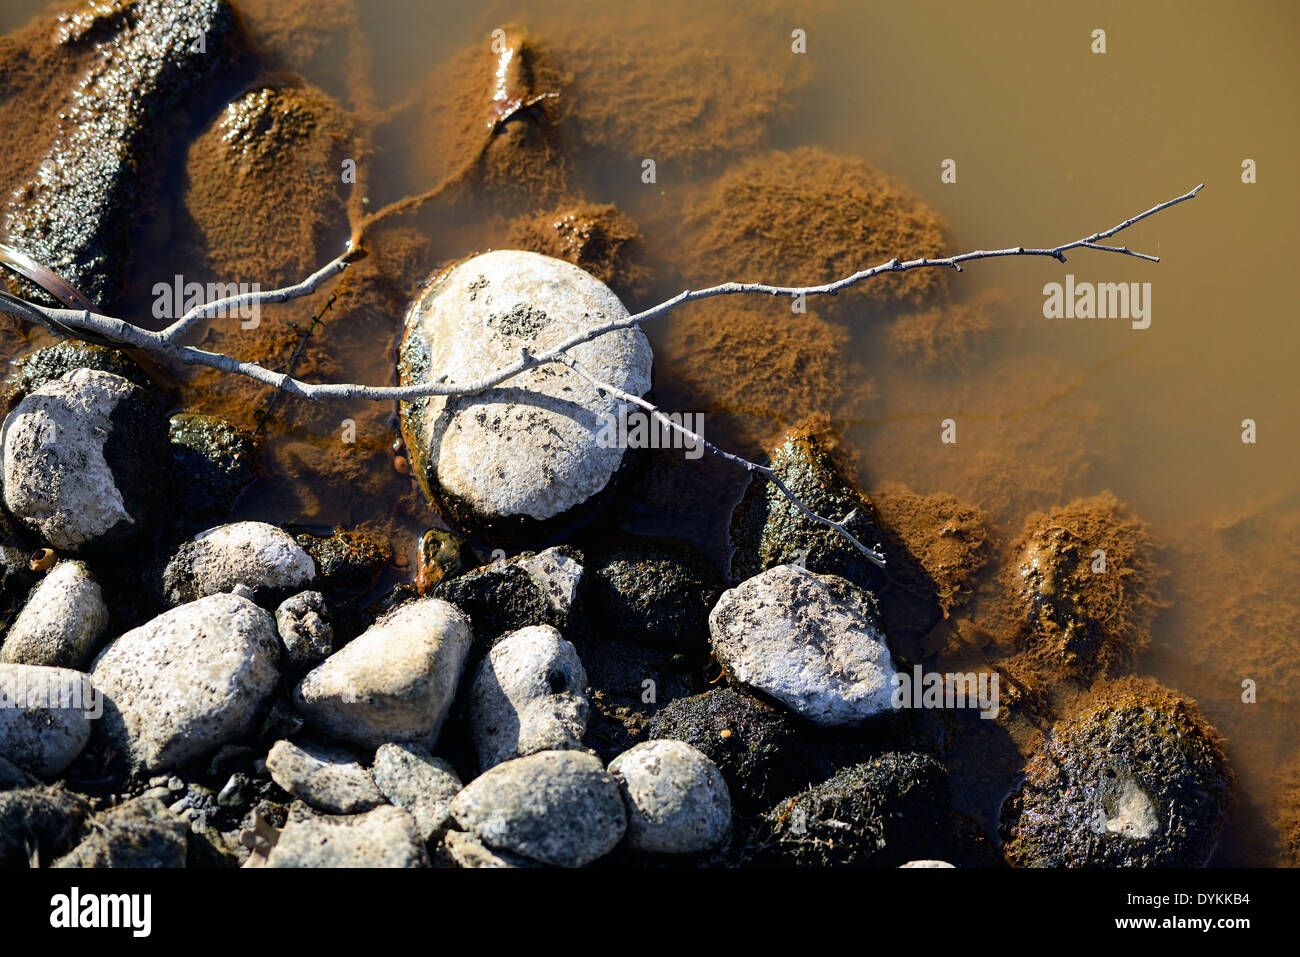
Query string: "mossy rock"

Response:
xmin=168 ymin=412 xmax=257 ymax=524
xmin=729 ymin=428 xmax=883 ymax=590
xmin=1000 ymin=677 xmax=1232 ymax=867
xmin=294 ymin=528 xmax=391 ymax=596
xmin=754 ymin=751 xmax=953 ymax=867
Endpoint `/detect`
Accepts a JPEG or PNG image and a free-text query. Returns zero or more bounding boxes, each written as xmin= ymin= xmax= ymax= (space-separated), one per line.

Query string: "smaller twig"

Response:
xmin=554 ymin=352 xmax=887 ymax=567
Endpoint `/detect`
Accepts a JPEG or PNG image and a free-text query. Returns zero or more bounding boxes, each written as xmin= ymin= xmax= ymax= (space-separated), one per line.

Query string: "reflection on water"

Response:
xmin=2 ymin=0 xmax=1296 ymax=866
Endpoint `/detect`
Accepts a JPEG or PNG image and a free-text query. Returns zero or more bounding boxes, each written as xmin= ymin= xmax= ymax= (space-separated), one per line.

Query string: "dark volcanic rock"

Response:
xmin=646 ymin=687 xmax=804 ymax=814
xmin=4 ymin=0 xmax=243 ymax=309
xmin=52 ymin=795 xmax=188 ymax=868
xmin=0 ymin=786 xmax=90 ymax=867
xmin=581 ymin=540 xmax=722 ymax=652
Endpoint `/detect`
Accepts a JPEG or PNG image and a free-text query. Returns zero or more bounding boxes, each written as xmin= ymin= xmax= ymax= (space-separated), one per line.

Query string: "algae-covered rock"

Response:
xmin=3 ymin=342 xmax=153 ymax=412
xmin=1005 ymin=493 xmax=1158 ymax=678
xmin=52 ymin=795 xmax=188 ymax=868
xmin=758 ymin=752 xmax=953 ymax=867
xmin=729 ymin=428 xmax=883 ymax=590
xmin=0 ymin=786 xmax=90 ymax=866
xmin=168 ymin=413 xmax=257 ymax=523
xmin=294 ymin=528 xmax=391 ymax=596
xmin=4 ymin=0 xmax=244 ymax=309
xmin=1000 ymin=678 xmax=1231 ymax=868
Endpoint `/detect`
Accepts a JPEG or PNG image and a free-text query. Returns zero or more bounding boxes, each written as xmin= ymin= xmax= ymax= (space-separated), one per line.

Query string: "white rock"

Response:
xmin=398 ymin=250 xmax=653 ymax=527
xmin=162 ymin=521 xmax=316 ymax=605
xmin=609 ymin=739 xmax=731 ymax=855
xmin=90 ymin=593 xmax=280 ymax=772
xmin=708 ymin=564 xmax=897 ymax=727
xmin=293 ymin=597 xmax=471 ymax=751
xmin=0 ymin=664 xmax=95 ymax=777
xmin=468 ymin=624 xmax=589 ymax=770
xmin=265 ymin=803 xmax=428 ymax=868
xmin=265 ymin=739 xmax=384 ymax=814
xmin=899 ymin=860 xmax=956 ymax=868
xmin=1 ymin=369 xmax=162 ymax=550
xmin=449 ymin=750 xmax=626 ymax=867
xmin=1 ymin=561 xmax=107 ymax=668
xmin=372 ymin=742 xmax=462 ymax=842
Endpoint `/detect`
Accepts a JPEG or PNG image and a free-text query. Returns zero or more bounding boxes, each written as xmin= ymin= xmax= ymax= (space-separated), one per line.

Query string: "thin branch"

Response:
xmin=555 ymin=351 xmax=887 ymax=567
xmin=0 ymin=184 xmax=1201 ymax=564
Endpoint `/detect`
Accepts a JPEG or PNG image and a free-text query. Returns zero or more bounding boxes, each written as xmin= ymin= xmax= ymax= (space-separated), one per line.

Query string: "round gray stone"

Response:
xmin=609 ymin=739 xmax=731 ymax=855
xmin=708 ymin=564 xmax=897 ymax=727
xmin=398 ymin=249 xmax=653 ymax=530
xmin=468 ymin=624 xmax=589 ymax=770
xmin=372 ymin=742 xmax=462 ymax=842
xmin=0 ymin=664 xmax=95 ymax=777
xmin=449 ymin=750 xmax=626 ymax=867
xmin=162 ymin=521 xmax=316 ymax=606
xmin=293 ymin=597 xmax=471 ymax=751
xmin=89 ymin=593 xmax=280 ymax=772
xmin=1 ymin=561 xmax=107 ymax=669
xmin=265 ymin=739 xmax=383 ymax=814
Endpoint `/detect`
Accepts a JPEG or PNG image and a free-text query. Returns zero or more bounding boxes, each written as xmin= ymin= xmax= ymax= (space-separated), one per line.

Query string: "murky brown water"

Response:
xmin=2 ymin=0 xmax=1296 ymax=865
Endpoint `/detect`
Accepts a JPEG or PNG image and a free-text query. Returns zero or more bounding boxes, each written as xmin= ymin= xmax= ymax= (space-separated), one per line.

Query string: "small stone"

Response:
xmin=449 ymin=750 xmax=626 ymax=867
xmin=275 ymin=591 xmax=334 ymax=676
xmin=90 ymin=593 xmax=280 ymax=772
xmin=1 ymin=561 xmax=108 ymax=669
xmin=161 ymin=521 xmax=316 ymax=606
xmin=708 ymin=564 xmax=896 ymax=727
xmin=0 ymin=664 xmax=95 ymax=777
xmin=1 ymin=369 xmax=167 ymax=551
xmin=265 ymin=739 xmax=384 ymax=814
xmin=468 ymin=625 xmax=589 ymax=770
xmin=609 ymin=740 xmax=731 ymax=855
xmin=294 ymin=597 xmax=471 ymax=751
xmin=52 ymin=796 xmax=188 ymax=868
xmin=265 ymin=803 xmax=429 ymax=868
xmin=397 ymin=250 xmax=653 ymax=539
xmin=372 ymin=742 xmax=462 ymax=842
xmin=900 ymin=860 xmax=955 ymax=868
xmin=443 ymin=829 xmax=538 ymax=869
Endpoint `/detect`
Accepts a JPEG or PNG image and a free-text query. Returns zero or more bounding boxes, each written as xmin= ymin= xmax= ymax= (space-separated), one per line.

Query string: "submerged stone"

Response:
xmin=1000 ymin=678 xmax=1232 ymax=868
xmin=4 ymin=0 xmax=243 ymax=309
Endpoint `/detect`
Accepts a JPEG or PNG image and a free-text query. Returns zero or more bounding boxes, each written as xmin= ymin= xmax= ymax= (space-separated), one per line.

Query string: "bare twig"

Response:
xmin=0 ymin=185 xmax=1202 ymax=560
xmin=555 ymin=351 xmax=887 ymax=566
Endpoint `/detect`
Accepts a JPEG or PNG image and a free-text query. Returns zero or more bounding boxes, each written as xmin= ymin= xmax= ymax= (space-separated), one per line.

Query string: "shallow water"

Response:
xmin=3 ymin=0 xmax=1296 ymax=865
